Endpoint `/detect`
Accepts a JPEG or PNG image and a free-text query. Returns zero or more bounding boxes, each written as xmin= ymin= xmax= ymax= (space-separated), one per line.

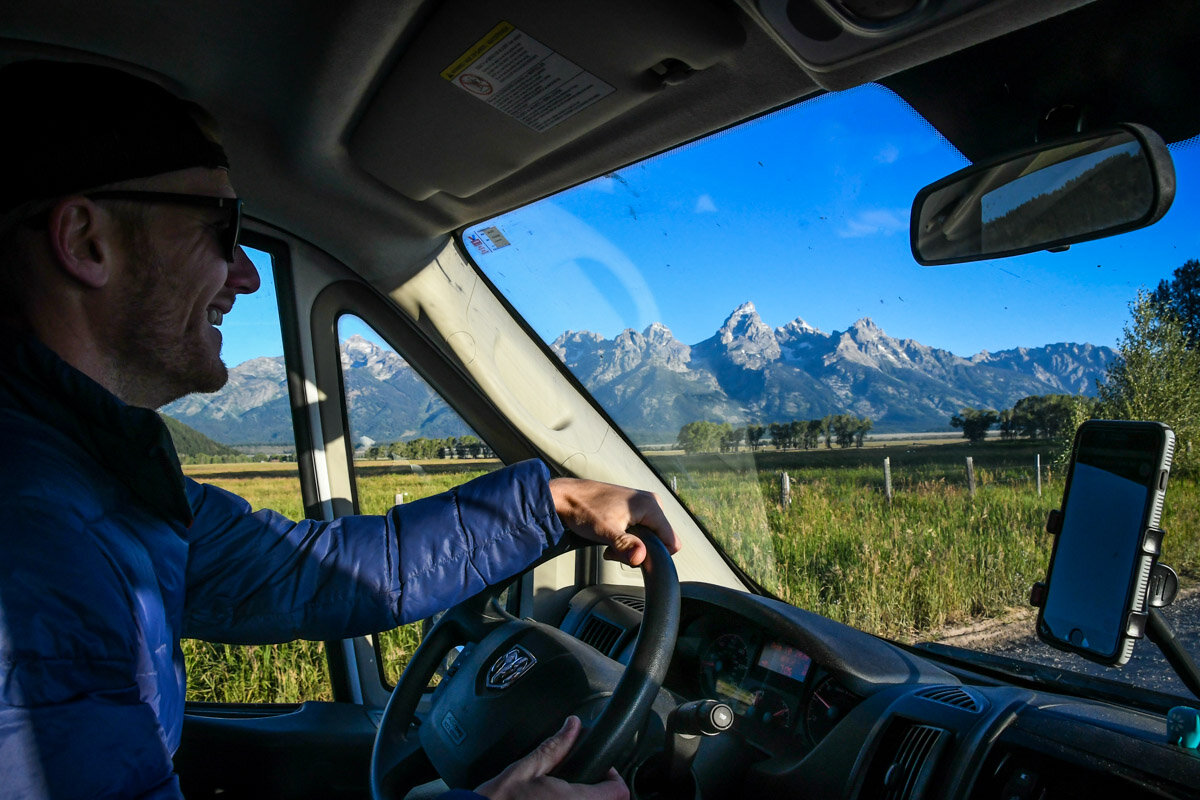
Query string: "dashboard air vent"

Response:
xmin=867 ymin=722 xmax=947 ymax=800
xmin=613 ymin=595 xmax=646 ymax=613
xmin=578 ymin=615 xmax=624 ymax=656
xmin=915 ymin=685 xmax=982 ymax=712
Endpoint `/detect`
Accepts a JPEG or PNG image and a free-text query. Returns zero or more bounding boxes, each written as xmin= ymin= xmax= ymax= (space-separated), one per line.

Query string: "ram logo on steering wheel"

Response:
xmin=485 ymin=646 xmax=538 ymax=690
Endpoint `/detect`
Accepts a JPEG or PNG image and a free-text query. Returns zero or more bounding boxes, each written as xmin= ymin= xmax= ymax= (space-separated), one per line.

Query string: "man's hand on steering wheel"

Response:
xmin=473 ymin=716 xmax=630 ymax=800
xmin=370 ymin=479 xmax=681 ymax=799
xmin=549 ymin=478 xmax=681 ymax=567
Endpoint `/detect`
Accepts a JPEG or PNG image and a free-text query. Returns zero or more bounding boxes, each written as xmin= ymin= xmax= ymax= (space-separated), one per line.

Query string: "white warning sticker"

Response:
xmin=442 ymin=22 xmax=615 ymax=133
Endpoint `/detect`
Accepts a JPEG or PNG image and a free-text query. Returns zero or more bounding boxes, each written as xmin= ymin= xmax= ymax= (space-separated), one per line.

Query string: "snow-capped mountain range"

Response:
xmin=552 ymin=302 xmax=1111 ymax=439
xmin=164 ymin=304 xmax=1113 ymax=445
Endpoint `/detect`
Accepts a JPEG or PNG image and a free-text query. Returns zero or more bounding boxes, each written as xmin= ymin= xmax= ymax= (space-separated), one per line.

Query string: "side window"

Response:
xmin=337 ymin=315 xmax=499 ymax=685
xmin=165 ymin=246 xmax=332 ymax=703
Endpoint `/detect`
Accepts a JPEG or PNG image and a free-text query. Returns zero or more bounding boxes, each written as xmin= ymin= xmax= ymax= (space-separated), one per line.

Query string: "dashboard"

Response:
xmin=670 ymin=608 xmax=861 ymax=752
xmin=559 ymin=582 xmax=1200 ymax=799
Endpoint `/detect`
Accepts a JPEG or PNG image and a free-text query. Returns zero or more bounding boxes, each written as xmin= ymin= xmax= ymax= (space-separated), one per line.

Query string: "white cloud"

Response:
xmin=875 ymin=144 xmax=900 ymax=164
xmin=694 ymin=193 xmax=718 ymax=213
xmin=838 ymin=209 xmax=909 ymax=238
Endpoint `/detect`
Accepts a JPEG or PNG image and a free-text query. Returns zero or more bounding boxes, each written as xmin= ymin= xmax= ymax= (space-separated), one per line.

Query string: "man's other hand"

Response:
xmin=549 ymin=478 xmax=680 ymax=567
xmin=473 ymin=716 xmax=629 ymax=800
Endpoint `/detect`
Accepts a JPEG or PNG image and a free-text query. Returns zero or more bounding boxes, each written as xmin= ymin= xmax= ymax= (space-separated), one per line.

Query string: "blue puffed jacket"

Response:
xmin=0 ymin=334 xmax=566 ymax=799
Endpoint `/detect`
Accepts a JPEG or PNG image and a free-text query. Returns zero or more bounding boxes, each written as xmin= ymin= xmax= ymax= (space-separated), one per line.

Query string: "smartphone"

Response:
xmin=1036 ymin=420 xmax=1174 ymax=666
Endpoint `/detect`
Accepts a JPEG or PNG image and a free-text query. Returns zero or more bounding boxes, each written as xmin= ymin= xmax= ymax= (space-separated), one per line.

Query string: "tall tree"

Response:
xmin=746 ymin=424 xmax=765 ymax=451
xmin=854 ymin=416 xmax=873 ymax=447
xmin=1098 ymin=290 xmax=1200 ymax=473
xmin=1149 ymin=258 xmax=1200 ymax=346
xmin=804 ymin=419 xmax=823 ymax=450
xmin=1011 ymin=394 xmax=1094 ymax=440
xmin=951 ymin=407 xmax=1000 ymax=443
xmin=769 ymin=422 xmax=789 ymax=450
xmin=832 ymin=414 xmax=856 ymax=448
xmin=788 ymin=420 xmax=806 ymax=451
xmin=722 ymin=426 xmax=745 ymax=453
xmin=998 ymin=408 xmax=1016 ymax=440
xmin=677 ymin=420 xmax=729 ymax=454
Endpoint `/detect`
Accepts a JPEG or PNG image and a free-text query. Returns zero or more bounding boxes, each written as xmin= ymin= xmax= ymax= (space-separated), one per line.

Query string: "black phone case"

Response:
xmin=1035 ymin=420 xmax=1174 ymax=666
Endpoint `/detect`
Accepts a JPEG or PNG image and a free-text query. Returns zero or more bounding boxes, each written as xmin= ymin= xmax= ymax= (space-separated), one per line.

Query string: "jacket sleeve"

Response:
xmin=0 ymin=503 xmax=183 ymax=800
xmin=182 ymin=459 xmax=567 ymax=643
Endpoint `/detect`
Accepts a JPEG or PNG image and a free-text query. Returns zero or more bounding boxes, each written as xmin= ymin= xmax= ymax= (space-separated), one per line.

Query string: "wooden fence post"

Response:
xmin=883 ymin=457 xmax=893 ymax=505
xmin=670 ymin=475 xmax=678 ymax=493
xmin=965 ymin=456 xmax=976 ymax=499
xmin=1036 ymin=454 xmax=1042 ymax=496
xmin=394 ymin=492 xmax=409 ymax=505
xmin=781 ymin=471 xmax=792 ymax=506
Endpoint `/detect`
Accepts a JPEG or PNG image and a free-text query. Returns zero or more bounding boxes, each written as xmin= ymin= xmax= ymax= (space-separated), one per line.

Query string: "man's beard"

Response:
xmin=111 ymin=230 xmax=229 ymax=408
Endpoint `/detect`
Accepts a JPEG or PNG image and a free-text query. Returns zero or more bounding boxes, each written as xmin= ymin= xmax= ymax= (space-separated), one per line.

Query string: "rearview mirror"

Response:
xmin=911 ymin=124 xmax=1175 ymax=265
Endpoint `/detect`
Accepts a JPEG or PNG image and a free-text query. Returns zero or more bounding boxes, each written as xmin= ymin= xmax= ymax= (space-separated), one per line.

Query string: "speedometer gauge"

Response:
xmin=751 ymin=689 xmax=793 ymax=730
xmin=699 ymin=632 xmax=751 ymax=699
xmin=804 ymin=675 xmax=860 ymax=745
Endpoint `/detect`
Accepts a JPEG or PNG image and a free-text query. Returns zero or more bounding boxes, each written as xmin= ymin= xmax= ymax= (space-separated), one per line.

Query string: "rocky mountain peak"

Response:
xmin=709 ymin=301 xmax=781 ymax=368
xmin=850 ymin=317 xmax=883 ymax=338
xmin=719 ymin=301 xmax=766 ymax=335
xmin=340 ymin=334 xmax=408 ymax=381
xmin=613 ymin=323 xmax=690 ymax=372
xmin=341 ymin=334 xmax=377 ymax=360
xmin=644 ymin=321 xmax=676 ymax=343
xmin=830 ymin=317 xmax=924 ymax=370
xmin=778 ymin=316 xmax=825 ymax=338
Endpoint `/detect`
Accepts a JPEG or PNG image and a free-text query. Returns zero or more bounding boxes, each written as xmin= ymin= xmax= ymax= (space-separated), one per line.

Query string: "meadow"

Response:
xmin=181 ymin=441 xmax=1200 ymax=703
xmin=653 ymin=441 xmax=1200 ymax=640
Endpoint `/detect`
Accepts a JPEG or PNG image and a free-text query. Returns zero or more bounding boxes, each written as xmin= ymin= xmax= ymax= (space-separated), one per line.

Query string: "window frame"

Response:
xmin=310 ymin=278 xmax=557 ymax=695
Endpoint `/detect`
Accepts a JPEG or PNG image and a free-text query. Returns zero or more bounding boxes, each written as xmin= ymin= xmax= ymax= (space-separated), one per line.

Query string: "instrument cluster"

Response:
xmin=675 ymin=616 xmax=861 ymax=748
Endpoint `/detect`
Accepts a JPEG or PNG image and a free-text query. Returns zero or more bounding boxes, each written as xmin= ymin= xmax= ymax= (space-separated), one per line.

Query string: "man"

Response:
xmin=0 ymin=60 xmax=676 ymax=799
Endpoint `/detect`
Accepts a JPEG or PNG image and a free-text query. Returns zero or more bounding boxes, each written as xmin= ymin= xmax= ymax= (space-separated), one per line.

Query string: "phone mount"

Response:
xmin=1030 ymin=510 xmax=1171 ymax=639
xmin=1031 ymin=510 xmax=1200 ymax=698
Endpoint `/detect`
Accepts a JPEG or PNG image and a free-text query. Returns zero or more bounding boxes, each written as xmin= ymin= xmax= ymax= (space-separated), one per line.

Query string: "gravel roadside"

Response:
xmin=930 ymin=588 xmax=1200 ymax=702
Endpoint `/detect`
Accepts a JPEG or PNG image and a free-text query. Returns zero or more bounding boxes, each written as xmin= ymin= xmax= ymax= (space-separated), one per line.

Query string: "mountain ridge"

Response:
xmin=551 ymin=302 xmax=1113 ymax=439
xmin=164 ymin=309 xmax=1114 ymax=445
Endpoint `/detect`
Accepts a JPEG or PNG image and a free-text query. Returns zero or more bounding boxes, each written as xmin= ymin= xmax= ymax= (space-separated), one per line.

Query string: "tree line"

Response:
xmin=676 ymin=414 xmax=874 ymax=454
xmin=950 ymin=393 xmax=1097 ymax=444
xmin=359 ymin=435 xmax=494 ymax=461
xmin=951 ymin=258 xmax=1200 ymax=473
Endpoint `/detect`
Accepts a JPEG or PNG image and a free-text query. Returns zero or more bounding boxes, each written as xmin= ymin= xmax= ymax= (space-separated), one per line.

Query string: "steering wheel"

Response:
xmin=370 ymin=529 xmax=680 ymax=798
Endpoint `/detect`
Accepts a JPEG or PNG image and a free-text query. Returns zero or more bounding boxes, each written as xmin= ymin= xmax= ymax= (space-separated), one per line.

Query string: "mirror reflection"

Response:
xmin=912 ymin=127 xmax=1170 ymax=265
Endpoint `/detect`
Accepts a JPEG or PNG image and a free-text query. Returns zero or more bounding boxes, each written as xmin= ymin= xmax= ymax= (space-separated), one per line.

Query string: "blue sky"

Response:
xmin=221 ymin=84 xmax=1200 ymax=368
xmin=219 ymin=249 xmax=398 ymax=366
xmin=468 ymin=85 xmax=1200 ymax=358
xmin=220 ymin=248 xmax=283 ymax=367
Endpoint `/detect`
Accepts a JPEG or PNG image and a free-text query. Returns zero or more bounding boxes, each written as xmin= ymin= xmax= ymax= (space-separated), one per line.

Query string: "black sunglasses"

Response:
xmin=86 ymin=190 xmax=243 ymax=263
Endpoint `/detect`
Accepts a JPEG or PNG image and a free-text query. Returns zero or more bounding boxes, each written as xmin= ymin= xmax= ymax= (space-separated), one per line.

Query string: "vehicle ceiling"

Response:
xmin=1 ymin=0 xmax=1193 ymax=283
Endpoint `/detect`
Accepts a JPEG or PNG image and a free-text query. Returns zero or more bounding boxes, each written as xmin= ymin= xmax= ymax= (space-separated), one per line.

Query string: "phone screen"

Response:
xmin=1040 ymin=426 xmax=1162 ymax=658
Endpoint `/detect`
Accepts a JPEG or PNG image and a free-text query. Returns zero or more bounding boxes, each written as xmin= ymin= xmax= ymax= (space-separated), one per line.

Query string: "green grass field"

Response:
xmin=655 ymin=440 xmax=1199 ymax=639
xmin=181 ymin=442 xmax=1199 ymax=702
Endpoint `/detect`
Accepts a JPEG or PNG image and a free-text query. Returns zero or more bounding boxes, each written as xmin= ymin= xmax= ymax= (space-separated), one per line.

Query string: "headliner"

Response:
xmin=1 ymin=0 xmax=1187 ymax=277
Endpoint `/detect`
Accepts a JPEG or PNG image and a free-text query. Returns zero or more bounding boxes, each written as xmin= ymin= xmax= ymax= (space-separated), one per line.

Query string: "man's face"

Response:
xmin=107 ymin=168 xmax=260 ymax=408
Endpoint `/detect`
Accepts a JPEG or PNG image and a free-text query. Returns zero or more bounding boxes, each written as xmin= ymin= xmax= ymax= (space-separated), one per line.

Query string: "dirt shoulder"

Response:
xmin=929 ymin=584 xmax=1200 ymax=652
xmin=932 ymin=606 xmax=1039 ymax=650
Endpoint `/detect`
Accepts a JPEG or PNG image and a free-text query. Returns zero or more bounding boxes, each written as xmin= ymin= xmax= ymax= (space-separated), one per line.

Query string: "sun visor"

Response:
xmin=348 ymin=0 xmax=745 ymax=202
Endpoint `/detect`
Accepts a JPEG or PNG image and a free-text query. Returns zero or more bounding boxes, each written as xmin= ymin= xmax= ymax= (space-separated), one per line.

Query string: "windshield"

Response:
xmin=464 ymin=84 xmax=1200 ymax=702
